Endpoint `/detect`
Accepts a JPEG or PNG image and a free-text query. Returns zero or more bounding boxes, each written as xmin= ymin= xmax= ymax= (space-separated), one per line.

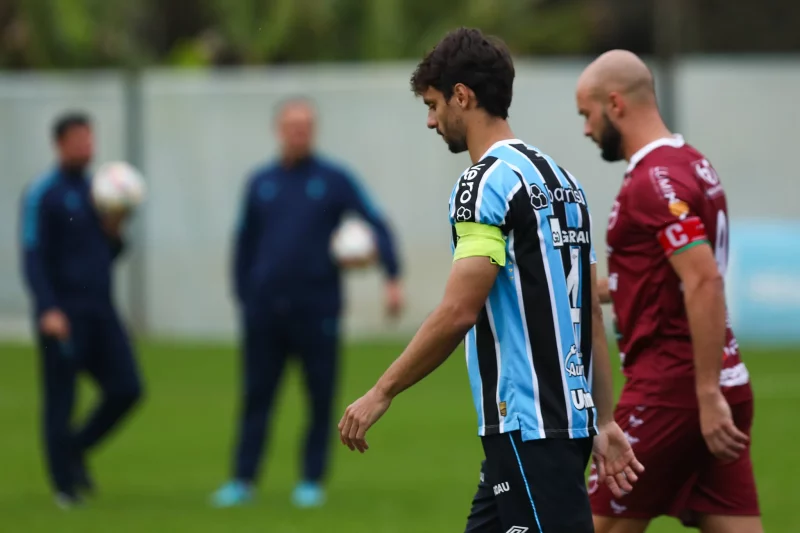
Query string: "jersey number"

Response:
xmin=715 ymin=209 xmax=728 ymax=276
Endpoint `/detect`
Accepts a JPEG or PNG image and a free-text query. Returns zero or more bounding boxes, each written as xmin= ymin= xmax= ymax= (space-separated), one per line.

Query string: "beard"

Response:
xmin=61 ymin=158 xmax=90 ymax=173
xmin=439 ymin=115 xmax=468 ymax=154
xmin=445 ymin=134 xmax=468 ymax=154
xmin=599 ymin=113 xmax=624 ymax=162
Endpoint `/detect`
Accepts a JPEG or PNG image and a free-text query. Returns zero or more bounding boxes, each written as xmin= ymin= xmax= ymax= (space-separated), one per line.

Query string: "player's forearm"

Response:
xmin=590 ymin=299 xmax=615 ymax=426
xmin=23 ymin=249 xmax=58 ymax=314
xmin=597 ymin=277 xmax=612 ymax=304
xmin=685 ymin=276 xmax=727 ymax=397
xmin=375 ymin=303 xmax=473 ymax=399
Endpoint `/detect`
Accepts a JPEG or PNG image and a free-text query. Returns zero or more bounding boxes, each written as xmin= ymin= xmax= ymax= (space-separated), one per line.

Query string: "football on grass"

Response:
xmin=331 ymin=218 xmax=376 ymax=267
xmin=91 ymin=161 xmax=146 ymax=213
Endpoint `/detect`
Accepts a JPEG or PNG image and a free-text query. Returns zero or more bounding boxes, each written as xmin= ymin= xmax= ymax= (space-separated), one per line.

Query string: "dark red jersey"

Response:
xmin=606 ymin=136 xmax=752 ymax=408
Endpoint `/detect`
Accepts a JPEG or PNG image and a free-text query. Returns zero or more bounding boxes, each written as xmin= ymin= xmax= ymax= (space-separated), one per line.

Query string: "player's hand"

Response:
xmin=384 ymin=279 xmax=404 ymax=318
xmin=698 ymin=390 xmax=749 ymax=462
xmin=39 ymin=308 xmax=70 ymax=340
xmin=338 ymin=386 xmax=392 ymax=453
xmin=100 ymin=208 xmax=130 ymax=238
xmin=593 ymin=421 xmax=645 ymax=498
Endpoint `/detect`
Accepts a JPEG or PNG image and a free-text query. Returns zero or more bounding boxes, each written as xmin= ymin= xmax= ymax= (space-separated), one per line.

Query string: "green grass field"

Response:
xmin=0 ymin=339 xmax=797 ymax=532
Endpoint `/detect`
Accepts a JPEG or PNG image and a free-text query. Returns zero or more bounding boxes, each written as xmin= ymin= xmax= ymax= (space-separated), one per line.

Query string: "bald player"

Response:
xmin=576 ymin=50 xmax=762 ymax=533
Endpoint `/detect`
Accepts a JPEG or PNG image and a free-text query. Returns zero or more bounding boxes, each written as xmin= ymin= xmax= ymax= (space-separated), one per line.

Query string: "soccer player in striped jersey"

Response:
xmin=339 ymin=28 xmax=642 ymax=532
xmin=576 ymin=50 xmax=762 ymax=533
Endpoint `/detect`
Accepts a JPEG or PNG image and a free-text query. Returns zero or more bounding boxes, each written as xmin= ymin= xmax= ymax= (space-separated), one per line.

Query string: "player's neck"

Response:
xmin=467 ymin=118 xmax=515 ymax=164
xmin=622 ymin=113 xmax=673 ymax=162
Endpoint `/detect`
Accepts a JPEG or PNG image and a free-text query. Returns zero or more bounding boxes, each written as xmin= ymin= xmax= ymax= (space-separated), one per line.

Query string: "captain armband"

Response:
xmin=453 ymin=222 xmax=506 ymax=266
xmin=656 ymin=216 xmax=710 ymax=257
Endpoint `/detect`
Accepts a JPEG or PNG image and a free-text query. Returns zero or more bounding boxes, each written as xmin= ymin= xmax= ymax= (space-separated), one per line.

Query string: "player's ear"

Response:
xmin=607 ymin=91 xmax=625 ymax=118
xmin=452 ymin=84 xmax=471 ymax=109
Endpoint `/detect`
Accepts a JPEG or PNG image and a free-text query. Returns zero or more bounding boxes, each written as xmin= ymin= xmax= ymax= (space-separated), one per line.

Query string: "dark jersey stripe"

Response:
xmin=452 ymin=156 xmax=499 ymax=224
xmin=475 ymin=307 xmax=500 ymax=434
xmin=506 ymin=187 xmax=570 ymax=437
xmin=558 ymin=166 xmax=596 ymax=434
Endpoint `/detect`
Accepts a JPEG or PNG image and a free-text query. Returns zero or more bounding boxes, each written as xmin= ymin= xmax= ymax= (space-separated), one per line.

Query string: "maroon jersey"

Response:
xmin=606 ymin=136 xmax=752 ymax=408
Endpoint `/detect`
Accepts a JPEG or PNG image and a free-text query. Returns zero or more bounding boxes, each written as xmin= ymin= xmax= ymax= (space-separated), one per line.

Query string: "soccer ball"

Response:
xmin=331 ymin=218 xmax=376 ymax=268
xmin=91 ymin=161 xmax=146 ymax=213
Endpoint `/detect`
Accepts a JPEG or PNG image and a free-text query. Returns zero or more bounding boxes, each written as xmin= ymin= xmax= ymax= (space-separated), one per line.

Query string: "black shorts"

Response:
xmin=465 ymin=431 xmax=594 ymax=533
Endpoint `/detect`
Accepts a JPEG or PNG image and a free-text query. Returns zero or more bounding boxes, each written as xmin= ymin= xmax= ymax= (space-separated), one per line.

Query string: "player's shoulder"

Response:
xmin=22 ymin=169 xmax=61 ymax=207
xmin=454 ymin=155 xmax=520 ymax=191
xmin=630 ymin=137 xmax=715 ymax=183
xmin=310 ymin=153 xmax=354 ymax=181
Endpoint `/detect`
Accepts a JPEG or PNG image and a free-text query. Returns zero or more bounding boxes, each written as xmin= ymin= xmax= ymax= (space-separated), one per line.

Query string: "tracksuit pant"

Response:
xmin=36 ymin=305 xmax=143 ymax=494
xmin=233 ymin=304 xmax=339 ymax=484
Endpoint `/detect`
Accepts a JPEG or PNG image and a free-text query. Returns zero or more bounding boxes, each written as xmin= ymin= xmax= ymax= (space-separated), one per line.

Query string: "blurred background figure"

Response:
xmin=18 ymin=113 xmax=143 ymax=509
xmin=211 ymin=97 xmax=403 ymax=509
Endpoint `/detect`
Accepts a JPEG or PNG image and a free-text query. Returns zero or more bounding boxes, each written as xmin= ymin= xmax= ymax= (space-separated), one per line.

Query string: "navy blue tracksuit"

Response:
xmin=232 ymin=154 xmax=400 ymax=483
xmin=19 ymin=167 xmax=143 ymax=494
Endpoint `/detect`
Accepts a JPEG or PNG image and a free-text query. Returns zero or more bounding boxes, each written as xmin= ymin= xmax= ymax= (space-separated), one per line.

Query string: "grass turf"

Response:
xmin=0 ymin=339 xmax=797 ymax=532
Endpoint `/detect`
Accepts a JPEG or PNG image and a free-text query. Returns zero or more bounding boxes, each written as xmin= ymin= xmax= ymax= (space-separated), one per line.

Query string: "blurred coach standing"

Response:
xmin=212 ymin=97 xmax=403 ymax=509
xmin=19 ymin=112 xmax=143 ymax=508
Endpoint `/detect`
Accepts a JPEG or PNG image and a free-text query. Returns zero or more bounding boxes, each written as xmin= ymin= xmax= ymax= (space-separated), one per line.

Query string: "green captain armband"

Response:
xmin=453 ymin=222 xmax=506 ymax=266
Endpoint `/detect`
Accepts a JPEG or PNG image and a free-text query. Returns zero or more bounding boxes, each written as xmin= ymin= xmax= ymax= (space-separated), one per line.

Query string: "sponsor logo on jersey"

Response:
xmin=529 ymin=184 xmax=549 ymax=210
xmin=608 ymin=200 xmax=621 ymax=230
xmin=570 ymin=388 xmax=595 ymax=410
xmin=545 ymin=184 xmax=586 ymax=206
xmin=493 ymin=482 xmax=510 ymax=496
xmin=652 ymin=166 xmax=692 ymax=221
xmin=498 ymin=401 xmax=507 ymax=417
xmin=565 ymin=345 xmax=584 ymax=377
xmin=549 ymin=217 xmax=590 ymax=248
xmin=668 ymin=200 xmax=690 ymax=220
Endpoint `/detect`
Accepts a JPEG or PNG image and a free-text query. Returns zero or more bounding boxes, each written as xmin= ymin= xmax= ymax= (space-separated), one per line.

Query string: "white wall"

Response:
xmin=1 ymin=58 xmax=798 ymax=342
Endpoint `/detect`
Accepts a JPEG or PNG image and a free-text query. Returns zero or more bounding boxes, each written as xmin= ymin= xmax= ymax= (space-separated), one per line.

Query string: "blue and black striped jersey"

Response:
xmin=449 ymin=139 xmax=598 ymax=441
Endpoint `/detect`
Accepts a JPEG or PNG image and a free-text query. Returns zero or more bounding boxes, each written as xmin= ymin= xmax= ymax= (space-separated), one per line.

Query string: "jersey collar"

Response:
xmin=626 ymin=134 xmax=685 ymax=173
xmin=477 ymin=138 xmax=525 ymax=162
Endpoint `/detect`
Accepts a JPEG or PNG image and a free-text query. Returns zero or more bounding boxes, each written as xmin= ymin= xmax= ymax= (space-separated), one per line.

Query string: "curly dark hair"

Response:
xmin=410 ymin=27 xmax=515 ymax=119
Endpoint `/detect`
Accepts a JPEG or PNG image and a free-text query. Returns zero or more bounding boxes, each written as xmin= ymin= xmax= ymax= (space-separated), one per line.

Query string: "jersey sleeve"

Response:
xmin=631 ymin=165 xmax=710 ymax=257
xmin=449 ymin=159 xmax=520 ymax=228
xmin=449 ymin=159 xmax=520 ymax=266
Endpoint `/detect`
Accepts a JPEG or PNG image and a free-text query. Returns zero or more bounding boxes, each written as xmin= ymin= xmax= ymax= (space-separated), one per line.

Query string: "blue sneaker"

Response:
xmin=291 ymin=481 xmax=325 ymax=508
xmin=211 ymin=480 xmax=253 ymax=508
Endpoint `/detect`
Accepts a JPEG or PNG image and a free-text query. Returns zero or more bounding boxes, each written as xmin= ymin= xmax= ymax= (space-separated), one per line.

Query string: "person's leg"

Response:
xmin=37 ymin=332 xmax=79 ymax=502
xmin=463 ymin=460 xmax=502 ymax=533
xmin=592 ymin=516 xmax=651 ymax=533
xmin=591 ymin=404 xmax=703 ymax=532
xmin=75 ymin=310 xmax=143 ymax=457
xmin=698 ymin=515 xmax=763 ymax=533
xmin=291 ymin=314 xmax=339 ymax=507
xmin=486 ymin=432 xmax=594 ymax=533
xmin=213 ymin=308 xmax=289 ymax=507
xmin=687 ymin=400 xmax=763 ymax=533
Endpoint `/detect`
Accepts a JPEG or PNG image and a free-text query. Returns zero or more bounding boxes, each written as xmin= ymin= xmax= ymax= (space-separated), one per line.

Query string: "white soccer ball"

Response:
xmin=91 ymin=161 xmax=146 ymax=213
xmin=331 ymin=218 xmax=376 ymax=267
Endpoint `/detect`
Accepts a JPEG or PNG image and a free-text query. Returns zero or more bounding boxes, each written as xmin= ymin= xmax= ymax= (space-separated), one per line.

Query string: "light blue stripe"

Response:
xmin=489 ymin=259 xmax=539 ymax=436
xmin=465 ymin=328 xmax=484 ymax=434
xmin=542 ymin=152 xmax=581 ymax=231
xmin=22 ymin=171 xmax=57 ymax=248
xmin=477 ymin=163 xmax=520 ymax=227
xmin=509 ymin=433 xmax=543 ymax=533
